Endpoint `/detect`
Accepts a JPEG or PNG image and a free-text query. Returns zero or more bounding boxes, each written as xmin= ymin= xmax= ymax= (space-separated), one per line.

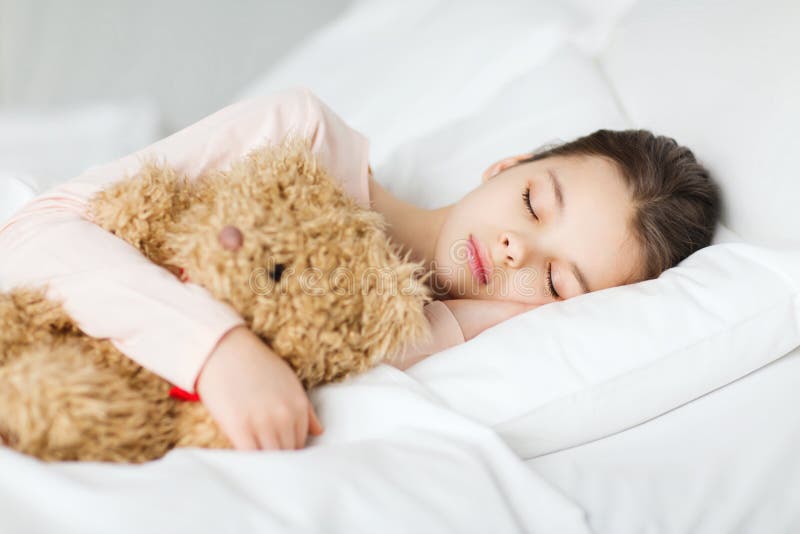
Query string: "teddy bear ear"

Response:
xmin=218 ymin=225 xmax=244 ymax=251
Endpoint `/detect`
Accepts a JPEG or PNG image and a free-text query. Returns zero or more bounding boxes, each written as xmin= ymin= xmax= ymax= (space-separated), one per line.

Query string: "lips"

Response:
xmin=467 ymin=234 xmax=492 ymax=284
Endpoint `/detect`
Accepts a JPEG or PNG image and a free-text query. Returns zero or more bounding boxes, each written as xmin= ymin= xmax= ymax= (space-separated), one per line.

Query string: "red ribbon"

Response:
xmin=166 ymin=265 xmax=200 ymax=402
xmin=169 ymin=386 xmax=201 ymax=402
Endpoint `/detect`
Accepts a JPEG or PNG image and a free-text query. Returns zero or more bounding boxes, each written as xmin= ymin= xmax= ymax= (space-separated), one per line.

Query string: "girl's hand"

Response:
xmin=442 ymin=299 xmax=541 ymax=341
xmin=196 ymin=326 xmax=324 ymax=451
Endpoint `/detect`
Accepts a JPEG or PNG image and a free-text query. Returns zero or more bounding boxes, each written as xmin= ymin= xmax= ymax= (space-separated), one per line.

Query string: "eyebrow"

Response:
xmin=547 ymin=168 xmax=564 ymax=214
xmin=549 ymin=168 xmax=591 ymax=294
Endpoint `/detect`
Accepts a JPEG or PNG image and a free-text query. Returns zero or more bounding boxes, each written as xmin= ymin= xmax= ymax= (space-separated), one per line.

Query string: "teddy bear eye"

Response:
xmin=270 ymin=263 xmax=285 ymax=282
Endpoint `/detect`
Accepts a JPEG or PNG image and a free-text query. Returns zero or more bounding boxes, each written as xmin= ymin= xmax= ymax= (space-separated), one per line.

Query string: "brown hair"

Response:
xmin=520 ymin=129 xmax=722 ymax=283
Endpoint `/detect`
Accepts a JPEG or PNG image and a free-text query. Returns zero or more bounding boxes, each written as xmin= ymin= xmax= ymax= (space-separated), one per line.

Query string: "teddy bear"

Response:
xmin=0 ymin=136 xmax=432 ymax=463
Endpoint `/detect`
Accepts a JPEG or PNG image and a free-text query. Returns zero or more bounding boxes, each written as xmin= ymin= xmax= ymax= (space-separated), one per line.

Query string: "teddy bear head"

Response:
xmin=159 ymin=138 xmax=432 ymax=387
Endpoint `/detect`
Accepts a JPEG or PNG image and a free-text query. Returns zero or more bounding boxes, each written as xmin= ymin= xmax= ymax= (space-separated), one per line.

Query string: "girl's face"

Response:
xmin=431 ymin=153 xmax=642 ymax=304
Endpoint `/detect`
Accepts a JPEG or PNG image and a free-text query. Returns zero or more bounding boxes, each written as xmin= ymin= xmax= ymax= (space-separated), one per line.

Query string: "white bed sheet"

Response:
xmin=529 ymin=344 xmax=800 ymax=533
xmin=0 ymin=365 xmax=591 ymax=534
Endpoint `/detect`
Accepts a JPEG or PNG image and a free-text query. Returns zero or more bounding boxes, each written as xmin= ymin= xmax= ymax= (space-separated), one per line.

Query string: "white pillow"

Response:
xmin=598 ymin=0 xmax=800 ymax=248
xmin=236 ymin=0 xmax=581 ymax=166
xmin=560 ymin=0 xmax=640 ymax=55
xmin=0 ymin=100 xmax=160 ymax=193
xmin=408 ymin=238 xmax=800 ymax=458
xmin=373 ymin=46 xmax=631 ymax=208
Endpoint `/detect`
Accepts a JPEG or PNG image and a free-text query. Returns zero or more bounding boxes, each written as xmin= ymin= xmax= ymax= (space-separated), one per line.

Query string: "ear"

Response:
xmin=481 ymin=153 xmax=534 ymax=182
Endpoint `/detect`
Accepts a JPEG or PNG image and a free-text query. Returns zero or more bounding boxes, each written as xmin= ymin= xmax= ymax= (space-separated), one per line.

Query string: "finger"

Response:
xmin=228 ymin=426 xmax=259 ymax=451
xmin=294 ymin=406 xmax=309 ymax=450
xmin=255 ymin=426 xmax=280 ymax=451
xmin=308 ymin=404 xmax=324 ymax=437
xmin=275 ymin=418 xmax=296 ymax=450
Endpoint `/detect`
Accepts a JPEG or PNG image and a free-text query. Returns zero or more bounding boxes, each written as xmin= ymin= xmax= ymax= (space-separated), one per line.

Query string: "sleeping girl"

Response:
xmin=0 ymin=87 xmax=721 ymax=453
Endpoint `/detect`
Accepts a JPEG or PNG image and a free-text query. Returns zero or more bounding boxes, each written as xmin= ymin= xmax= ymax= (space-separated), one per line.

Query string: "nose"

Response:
xmin=500 ymin=231 xmax=529 ymax=269
xmin=218 ymin=225 xmax=244 ymax=251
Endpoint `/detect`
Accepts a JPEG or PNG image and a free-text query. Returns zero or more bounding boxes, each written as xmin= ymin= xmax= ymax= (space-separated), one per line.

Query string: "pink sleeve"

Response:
xmin=0 ymin=86 xmax=371 ymax=392
xmin=387 ymin=300 xmax=466 ymax=371
xmin=423 ymin=300 xmax=467 ymax=352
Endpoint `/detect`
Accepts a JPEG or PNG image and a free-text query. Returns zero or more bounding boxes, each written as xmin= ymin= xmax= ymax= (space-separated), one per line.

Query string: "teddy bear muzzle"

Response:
xmin=218 ymin=225 xmax=244 ymax=251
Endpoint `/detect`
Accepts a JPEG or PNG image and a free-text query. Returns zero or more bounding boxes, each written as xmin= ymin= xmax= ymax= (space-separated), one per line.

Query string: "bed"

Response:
xmin=1 ymin=0 xmax=798 ymax=532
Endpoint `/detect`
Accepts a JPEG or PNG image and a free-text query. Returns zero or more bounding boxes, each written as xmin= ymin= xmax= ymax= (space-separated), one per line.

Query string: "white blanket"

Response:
xmin=0 ymin=365 xmax=590 ymax=534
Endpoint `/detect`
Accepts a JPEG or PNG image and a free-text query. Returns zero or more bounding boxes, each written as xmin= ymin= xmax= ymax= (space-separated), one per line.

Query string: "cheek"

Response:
xmin=468 ymin=186 xmax=512 ymax=215
xmin=433 ymin=218 xmax=463 ymax=269
xmin=433 ymin=212 xmax=476 ymax=279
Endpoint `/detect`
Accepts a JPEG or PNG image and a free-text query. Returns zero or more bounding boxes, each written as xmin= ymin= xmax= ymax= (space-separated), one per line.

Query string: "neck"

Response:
xmin=368 ymin=176 xmax=450 ymax=274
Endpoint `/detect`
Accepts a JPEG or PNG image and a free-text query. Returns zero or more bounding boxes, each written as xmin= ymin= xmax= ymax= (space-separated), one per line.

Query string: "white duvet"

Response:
xmin=0 ymin=365 xmax=590 ymax=534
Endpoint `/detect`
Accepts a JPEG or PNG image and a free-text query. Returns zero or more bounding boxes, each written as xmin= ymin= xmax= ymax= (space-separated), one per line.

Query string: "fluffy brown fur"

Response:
xmin=0 ymin=137 xmax=431 ymax=463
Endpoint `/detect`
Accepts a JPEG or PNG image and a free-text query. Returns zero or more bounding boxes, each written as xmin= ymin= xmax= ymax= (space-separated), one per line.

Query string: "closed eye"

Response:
xmin=521 ymin=187 xmax=538 ymax=221
xmin=522 ymin=187 xmax=561 ymax=299
xmin=546 ymin=262 xmax=560 ymax=299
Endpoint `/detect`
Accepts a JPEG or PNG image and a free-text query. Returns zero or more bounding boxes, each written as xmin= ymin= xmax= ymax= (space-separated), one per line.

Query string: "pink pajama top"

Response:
xmin=0 ymin=87 xmax=465 ymax=392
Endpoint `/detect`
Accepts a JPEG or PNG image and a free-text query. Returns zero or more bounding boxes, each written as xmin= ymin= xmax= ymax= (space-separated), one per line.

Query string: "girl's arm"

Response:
xmin=440 ymin=299 xmax=539 ymax=341
xmin=0 ymin=87 xmax=369 ymax=450
xmin=0 ymin=86 xmax=368 ymax=392
xmin=388 ymin=299 xmax=538 ymax=370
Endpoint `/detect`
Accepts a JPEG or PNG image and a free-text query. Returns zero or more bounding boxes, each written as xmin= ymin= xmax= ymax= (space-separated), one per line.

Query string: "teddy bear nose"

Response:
xmin=218 ymin=225 xmax=244 ymax=251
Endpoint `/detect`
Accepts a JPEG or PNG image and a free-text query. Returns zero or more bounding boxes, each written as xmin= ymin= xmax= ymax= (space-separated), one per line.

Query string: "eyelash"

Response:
xmin=521 ymin=188 xmax=538 ymax=220
xmin=521 ymin=187 xmax=560 ymax=299
xmin=545 ymin=263 xmax=560 ymax=299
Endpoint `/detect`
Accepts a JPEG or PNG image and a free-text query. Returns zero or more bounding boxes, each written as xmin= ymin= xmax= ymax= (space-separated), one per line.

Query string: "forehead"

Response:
xmin=544 ymin=153 xmax=622 ymax=186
